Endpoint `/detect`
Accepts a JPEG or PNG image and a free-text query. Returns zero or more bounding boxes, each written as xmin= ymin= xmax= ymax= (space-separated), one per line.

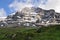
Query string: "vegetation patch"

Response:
xmin=0 ymin=25 xmax=60 ymax=40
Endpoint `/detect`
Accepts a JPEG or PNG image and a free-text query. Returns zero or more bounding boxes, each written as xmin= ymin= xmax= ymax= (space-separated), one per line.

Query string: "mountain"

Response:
xmin=0 ymin=7 xmax=60 ymax=27
xmin=6 ymin=7 xmax=60 ymax=23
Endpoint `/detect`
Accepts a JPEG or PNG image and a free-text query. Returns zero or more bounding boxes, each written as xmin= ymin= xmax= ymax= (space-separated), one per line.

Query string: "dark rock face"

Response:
xmin=12 ymin=12 xmax=24 ymax=21
xmin=0 ymin=21 xmax=7 ymax=27
xmin=34 ymin=7 xmax=43 ymax=13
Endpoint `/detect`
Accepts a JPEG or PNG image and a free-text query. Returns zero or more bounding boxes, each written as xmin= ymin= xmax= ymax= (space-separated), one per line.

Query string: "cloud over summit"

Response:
xmin=39 ymin=0 xmax=60 ymax=13
xmin=9 ymin=0 xmax=60 ymax=13
xmin=9 ymin=0 xmax=46 ymax=11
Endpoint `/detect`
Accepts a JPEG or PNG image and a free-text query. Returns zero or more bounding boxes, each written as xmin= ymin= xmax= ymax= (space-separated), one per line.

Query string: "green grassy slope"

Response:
xmin=0 ymin=25 xmax=60 ymax=40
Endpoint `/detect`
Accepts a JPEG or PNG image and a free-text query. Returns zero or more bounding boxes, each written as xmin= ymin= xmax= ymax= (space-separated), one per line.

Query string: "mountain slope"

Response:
xmin=0 ymin=25 xmax=60 ymax=40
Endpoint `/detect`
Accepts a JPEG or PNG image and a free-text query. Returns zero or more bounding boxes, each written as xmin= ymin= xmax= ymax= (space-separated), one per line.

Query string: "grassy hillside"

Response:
xmin=0 ymin=25 xmax=60 ymax=40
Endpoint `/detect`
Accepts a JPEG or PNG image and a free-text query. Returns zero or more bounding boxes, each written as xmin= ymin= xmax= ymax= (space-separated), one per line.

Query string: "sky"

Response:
xmin=0 ymin=0 xmax=13 ymax=17
xmin=0 ymin=0 xmax=60 ymax=17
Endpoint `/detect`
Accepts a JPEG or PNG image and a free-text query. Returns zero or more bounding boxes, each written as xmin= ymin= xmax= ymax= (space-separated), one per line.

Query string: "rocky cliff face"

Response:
xmin=6 ymin=7 xmax=60 ymax=23
xmin=0 ymin=7 xmax=60 ymax=27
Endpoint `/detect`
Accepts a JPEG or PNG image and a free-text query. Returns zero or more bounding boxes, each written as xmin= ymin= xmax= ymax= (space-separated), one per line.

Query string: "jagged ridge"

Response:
xmin=0 ymin=7 xmax=60 ymax=27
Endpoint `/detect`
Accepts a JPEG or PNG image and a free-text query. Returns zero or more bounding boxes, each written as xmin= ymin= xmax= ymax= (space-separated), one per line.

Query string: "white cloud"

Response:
xmin=39 ymin=0 xmax=60 ymax=13
xmin=0 ymin=8 xmax=6 ymax=17
xmin=9 ymin=0 xmax=60 ymax=13
xmin=9 ymin=0 xmax=46 ymax=12
xmin=9 ymin=0 xmax=33 ymax=11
